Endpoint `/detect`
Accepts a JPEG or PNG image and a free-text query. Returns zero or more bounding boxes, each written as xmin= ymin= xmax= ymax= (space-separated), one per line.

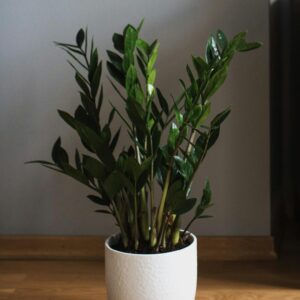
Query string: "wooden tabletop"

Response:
xmin=0 ymin=258 xmax=299 ymax=299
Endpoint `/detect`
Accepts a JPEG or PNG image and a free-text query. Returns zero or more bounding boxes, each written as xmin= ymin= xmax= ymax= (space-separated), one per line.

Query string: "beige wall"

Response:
xmin=0 ymin=0 xmax=270 ymax=235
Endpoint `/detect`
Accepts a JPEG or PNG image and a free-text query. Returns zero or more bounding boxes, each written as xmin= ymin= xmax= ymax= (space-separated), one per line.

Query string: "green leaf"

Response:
xmin=51 ymin=137 xmax=69 ymax=167
xmin=76 ymin=29 xmax=85 ymax=48
xmin=134 ymin=84 xmax=145 ymax=104
xmin=80 ymin=93 xmax=96 ymax=117
xmin=112 ymin=33 xmax=124 ymax=54
xmin=174 ymin=155 xmax=193 ymax=181
xmin=25 ymin=160 xmax=56 ymax=166
xmin=83 ymin=155 xmax=106 ymax=180
xmin=94 ymin=209 xmax=111 ymax=214
xmin=87 ymin=195 xmax=110 ymax=206
xmin=107 ymin=61 xmax=125 ymax=87
xmin=196 ymin=101 xmax=211 ymax=127
xmin=168 ymin=123 xmax=180 ymax=150
xmin=192 ymin=56 xmax=208 ymax=78
xmin=125 ymin=65 xmax=137 ymax=93
xmin=195 ymin=180 xmax=212 ymax=218
xmin=203 ymin=66 xmax=228 ymax=99
xmin=216 ymin=30 xmax=228 ymax=51
xmin=136 ymin=38 xmax=149 ymax=56
xmin=61 ymin=163 xmax=89 ymax=186
xmin=107 ymin=50 xmax=123 ymax=71
xmin=58 ymin=110 xmax=116 ymax=170
xmin=137 ymin=19 xmax=145 ymax=33
xmin=147 ymin=41 xmax=159 ymax=72
xmin=148 ymin=69 xmax=156 ymax=85
xmin=123 ymin=25 xmax=138 ymax=71
xmin=171 ymin=197 xmax=197 ymax=215
xmin=97 ymin=85 xmax=103 ymax=113
xmin=174 ymin=107 xmax=183 ymax=126
xmin=208 ymin=108 xmax=231 ymax=149
xmin=75 ymin=72 xmax=90 ymax=97
xmin=89 ymin=48 xmax=98 ymax=82
xmin=124 ymin=25 xmax=138 ymax=53
xmin=110 ymin=127 xmax=121 ymax=152
xmin=123 ymin=157 xmax=141 ymax=181
xmin=156 ymin=88 xmax=169 ymax=115
xmin=205 ymin=35 xmax=220 ymax=64
xmin=137 ymin=54 xmax=147 ymax=77
xmin=211 ymin=108 xmax=231 ymax=127
xmin=227 ymin=32 xmax=246 ymax=53
xmin=237 ymin=41 xmax=262 ymax=52
xmin=126 ymin=101 xmax=147 ymax=132
xmin=91 ymin=61 xmax=102 ymax=98
xmin=103 ymin=171 xmax=127 ymax=199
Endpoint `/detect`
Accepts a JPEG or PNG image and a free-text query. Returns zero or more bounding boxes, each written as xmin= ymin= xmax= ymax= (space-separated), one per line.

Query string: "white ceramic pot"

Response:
xmin=105 ymin=232 xmax=197 ymax=300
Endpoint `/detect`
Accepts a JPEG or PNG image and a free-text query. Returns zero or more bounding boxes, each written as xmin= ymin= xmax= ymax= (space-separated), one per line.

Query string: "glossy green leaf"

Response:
xmin=156 ymin=88 xmax=169 ymax=115
xmin=203 ymin=66 xmax=228 ymax=99
xmin=103 ymin=170 xmax=126 ymax=198
xmin=211 ymin=108 xmax=231 ymax=127
xmin=107 ymin=61 xmax=125 ymax=87
xmin=195 ymin=180 xmax=212 ymax=218
xmin=237 ymin=41 xmax=262 ymax=52
xmin=61 ymin=163 xmax=89 ymax=186
xmin=112 ymin=33 xmax=124 ymax=53
xmin=75 ymin=72 xmax=90 ymax=97
xmin=107 ymin=50 xmax=123 ymax=72
xmin=83 ymin=155 xmax=106 ymax=180
xmin=94 ymin=209 xmax=111 ymax=214
xmin=76 ymin=29 xmax=85 ymax=48
xmin=110 ymin=127 xmax=121 ymax=152
xmin=91 ymin=61 xmax=102 ymax=98
xmin=51 ymin=137 xmax=69 ymax=167
xmin=147 ymin=41 xmax=159 ymax=72
xmin=125 ymin=65 xmax=137 ymax=93
xmin=136 ymin=38 xmax=149 ymax=56
xmin=168 ymin=123 xmax=180 ymax=150
xmin=87 ymin=195 xmax=110 ymax=206
xmin=58 ymin=110 xmax=116 ymax=170
xmin=192 ymin=56 xmax=208 ymax=78
xmin=205 ymin=35 xmax=220 ymax=64
xmin=89 ymin=49 xmax=98 ymax=82
xmin=171 ymin=197 xmax=197 ymax=215
xmin=216 ymin=30 xmax=228 ymax=51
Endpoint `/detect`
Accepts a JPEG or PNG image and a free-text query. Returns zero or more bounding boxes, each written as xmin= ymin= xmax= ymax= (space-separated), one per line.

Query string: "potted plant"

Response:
xmin=28 ymin=21 xmax=261 ymax=300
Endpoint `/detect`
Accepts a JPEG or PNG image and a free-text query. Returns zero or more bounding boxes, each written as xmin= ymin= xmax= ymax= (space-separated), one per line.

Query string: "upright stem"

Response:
xmin=156 ymin=169 xmax=171 ymax=232
xmin=135 ymin=130 xmax=149 ymax=241
xmin=111 ymin=200 xmax=128 ymax=248
xmin=133 ymin=184 xmax=139 ymax=250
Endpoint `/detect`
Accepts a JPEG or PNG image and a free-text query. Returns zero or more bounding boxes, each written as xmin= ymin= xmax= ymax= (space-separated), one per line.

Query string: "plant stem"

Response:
xmin=185 ymin=130 xmax=211 ymax=193
xmin=183 ymin=216 xmax=196 ymax=237
xmin=156 ymin=169 xmax=171 ymax=231
xmin=156 ymin=214 xmax=169 ymax=251
xmin=111 ymin=200 xmax=128 ymax=248
xmin=133 ymin=184 xmax=139 ymax=251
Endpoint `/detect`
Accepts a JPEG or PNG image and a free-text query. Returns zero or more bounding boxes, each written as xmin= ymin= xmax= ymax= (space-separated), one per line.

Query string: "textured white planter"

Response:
xmin=105 ymin=232 xmax=197 ymax=300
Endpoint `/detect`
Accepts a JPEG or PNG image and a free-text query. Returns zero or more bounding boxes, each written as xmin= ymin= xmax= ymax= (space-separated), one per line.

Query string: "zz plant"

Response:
xmin=29 ymin=21 xmax=261 ymax=253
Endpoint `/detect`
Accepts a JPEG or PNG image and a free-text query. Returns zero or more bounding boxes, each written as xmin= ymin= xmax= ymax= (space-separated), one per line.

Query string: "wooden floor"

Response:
xmin=0 ymin=258 xmax=299 ymax=300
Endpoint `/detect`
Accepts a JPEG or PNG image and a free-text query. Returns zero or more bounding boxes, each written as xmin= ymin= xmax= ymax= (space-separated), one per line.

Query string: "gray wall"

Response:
xmin=0 ymin=0 xmax=270 ymax=236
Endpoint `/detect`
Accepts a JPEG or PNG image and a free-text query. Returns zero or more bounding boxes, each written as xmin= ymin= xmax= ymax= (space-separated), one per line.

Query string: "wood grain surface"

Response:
xmin=0 ymin=258 xmax=299 ymax=300
xmin=0 ymin=236 xmax=276 ymax=261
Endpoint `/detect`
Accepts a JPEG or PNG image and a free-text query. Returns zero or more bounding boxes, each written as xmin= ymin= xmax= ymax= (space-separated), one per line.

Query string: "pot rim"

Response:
xmin=105 ymin=231 xmax=197 ymax=257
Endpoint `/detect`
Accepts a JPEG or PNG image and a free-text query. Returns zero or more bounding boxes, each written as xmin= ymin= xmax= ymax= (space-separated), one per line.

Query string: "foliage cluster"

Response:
xmin=29 ymin=21 xmax=260 ymax=253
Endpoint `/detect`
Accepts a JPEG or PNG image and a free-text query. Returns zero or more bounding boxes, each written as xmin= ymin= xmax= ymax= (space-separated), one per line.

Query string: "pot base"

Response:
xmin=105 ymin=232 xmax=197 ymax=300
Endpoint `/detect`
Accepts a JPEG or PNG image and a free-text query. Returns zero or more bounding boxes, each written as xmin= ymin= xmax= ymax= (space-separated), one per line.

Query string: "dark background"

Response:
xmin=270 ymin=0 xmax=300 ymax=255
